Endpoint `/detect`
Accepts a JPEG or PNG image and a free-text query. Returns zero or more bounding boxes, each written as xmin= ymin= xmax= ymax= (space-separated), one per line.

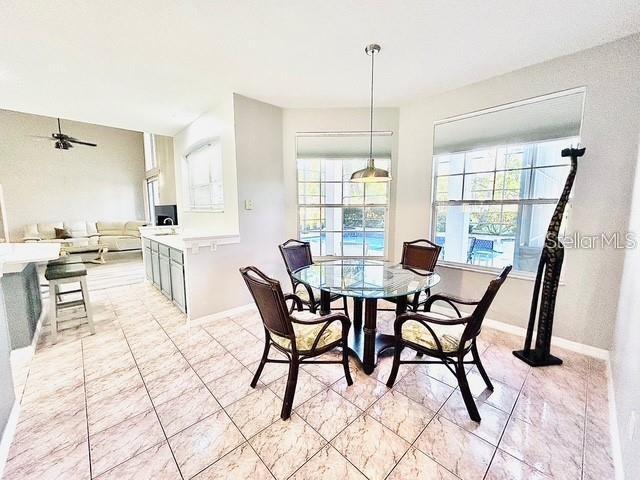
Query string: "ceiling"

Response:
xmin=1 ymin=1 xmax=639 ymax=135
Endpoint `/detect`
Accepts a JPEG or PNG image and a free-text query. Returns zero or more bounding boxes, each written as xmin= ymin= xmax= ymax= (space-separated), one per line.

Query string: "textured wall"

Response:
xmin=0 ymin=109 xmax=145 ymax=241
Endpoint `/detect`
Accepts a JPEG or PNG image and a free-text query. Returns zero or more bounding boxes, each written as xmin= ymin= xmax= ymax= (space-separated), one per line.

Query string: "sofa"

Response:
xmin=23 ymin=220 xmax=148 ymax=253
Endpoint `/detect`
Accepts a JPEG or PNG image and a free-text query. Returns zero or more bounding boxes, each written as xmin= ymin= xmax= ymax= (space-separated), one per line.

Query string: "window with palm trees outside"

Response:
xmin=296 ymin=133 xmax=392 ymax=258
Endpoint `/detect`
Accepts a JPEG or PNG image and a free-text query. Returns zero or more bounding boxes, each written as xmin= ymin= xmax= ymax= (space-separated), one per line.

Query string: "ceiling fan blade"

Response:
xmin=28 ymin=135 xmax=56 ymax=141
xmin=67 ymin=139 xmax=97 ymax=147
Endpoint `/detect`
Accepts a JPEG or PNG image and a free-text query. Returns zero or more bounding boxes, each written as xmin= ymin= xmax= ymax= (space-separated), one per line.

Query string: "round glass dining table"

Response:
xmin=291 ymin=259 xmax=441 ymax=374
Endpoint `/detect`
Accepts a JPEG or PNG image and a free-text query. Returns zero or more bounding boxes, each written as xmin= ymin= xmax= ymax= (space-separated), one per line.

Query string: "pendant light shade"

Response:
xmin=351 ymin=43 xmax=391 ymax=183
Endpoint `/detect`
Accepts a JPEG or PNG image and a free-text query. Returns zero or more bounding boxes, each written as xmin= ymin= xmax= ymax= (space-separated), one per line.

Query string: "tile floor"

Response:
xmin=4 ymin=277 xmax=615 ymax=480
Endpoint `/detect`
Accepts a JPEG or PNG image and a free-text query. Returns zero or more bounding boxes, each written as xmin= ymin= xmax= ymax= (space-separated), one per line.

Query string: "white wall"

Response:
xmin=611 ymin=128 xmax=640 ymax=479
xmin=282 ymin=107 xmax=400 ymax=256
xmin=394 ymin=34 xmax=640 ymax=350
xmin=172 ymin=96 xmax=239 ymax=235
xmin=0 ymin=109 xmax=145 ymax=241
xmin=177 ymin=94 xmax=287 ymax=318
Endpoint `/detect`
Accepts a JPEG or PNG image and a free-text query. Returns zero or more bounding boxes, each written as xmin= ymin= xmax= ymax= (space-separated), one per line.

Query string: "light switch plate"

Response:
xmin=244 ymin=199 xmax=254 ymax=210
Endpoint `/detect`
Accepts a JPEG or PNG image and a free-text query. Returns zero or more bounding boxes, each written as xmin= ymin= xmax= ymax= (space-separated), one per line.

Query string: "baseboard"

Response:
xmin=0 ymin=400 xmax=20 ymax=478
xmin=189 ymin=303 xmax=256 ymax=326
xmin=607 ymin=357 xmax=625 ymax=480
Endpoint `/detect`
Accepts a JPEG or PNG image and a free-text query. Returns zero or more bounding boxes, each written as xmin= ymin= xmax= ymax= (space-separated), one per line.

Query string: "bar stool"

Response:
xmin=45 ymin=262 xmax=95 ymax=343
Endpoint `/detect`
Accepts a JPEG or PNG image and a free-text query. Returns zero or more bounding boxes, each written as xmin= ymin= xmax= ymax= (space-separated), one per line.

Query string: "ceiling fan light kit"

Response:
xmin=351 ymin=43 xmax=391 ymax=183
xmin=45 ymin=118 xmax=98 ymax=150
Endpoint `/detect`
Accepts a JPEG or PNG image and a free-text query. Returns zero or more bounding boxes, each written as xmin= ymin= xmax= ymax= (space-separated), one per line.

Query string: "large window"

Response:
xmin=184 ymin=141 xmax=224 ymax=212
xmin=296 ymin=133 xmax=392 ymax=258
xmin=143 ymin=132 xmax=159 ymax=224
xmin=431 ymin=90 xmax=584 ymax=273
xmin=146 ymin=177 xmax=159 ymax=223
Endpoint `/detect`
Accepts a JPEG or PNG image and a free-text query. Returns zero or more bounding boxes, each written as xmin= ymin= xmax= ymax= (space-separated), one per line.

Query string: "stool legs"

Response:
xmin=48 ymin=276 xmax=95 ymax=343
xmin=80 ymin=276 xmax=95 ymax=335
xmin=49 ymin=280 xmax=58 ymax=344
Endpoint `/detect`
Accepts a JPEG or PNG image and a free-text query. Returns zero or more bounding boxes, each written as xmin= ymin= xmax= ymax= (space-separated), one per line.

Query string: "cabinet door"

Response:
xmin=151 ymin=250 xmax=160 ymax=287
xmin=170 ymin=260 xmax=186 ymax=313
xmin=144 ymin=247 xmax=153 ymax=281
xmin=159 ymin=254 xmax=172 ymax=298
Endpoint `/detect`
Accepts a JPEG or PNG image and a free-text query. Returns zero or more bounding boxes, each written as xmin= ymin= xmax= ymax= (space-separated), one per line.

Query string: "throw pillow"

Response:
xmin=55 ymin=227 xmax=72 ymax=239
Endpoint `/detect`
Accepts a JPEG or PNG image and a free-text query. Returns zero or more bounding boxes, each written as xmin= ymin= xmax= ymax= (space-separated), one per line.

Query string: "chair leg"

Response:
xmin=456 ymin=358 xmax=481 ymax=422
xmin=342 ymin=296 xmax=350 ymax=318
xmin=80 ymin=277 xmax=95 ymax=335
xmin=471 ymin=342 xmax=493 ymax=391
xmin=386 ymin=343 xmax=403 ymax=387
xmin=281 ymin=357 xmax=299 ymax=420
xmin=49 ymin=280 xmax=58 ymax=344
xmin=342 ymin=338 xmax=353 ymax=386
xmin=251 ymin=337 xmax=271 ymax=388
xmin=422 ymin=288 xmax=431 ymax=311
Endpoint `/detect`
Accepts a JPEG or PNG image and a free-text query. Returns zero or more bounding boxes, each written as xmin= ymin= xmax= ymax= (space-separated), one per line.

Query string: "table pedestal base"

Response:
xmin=321 ymin=292 xmax=406 ymax=375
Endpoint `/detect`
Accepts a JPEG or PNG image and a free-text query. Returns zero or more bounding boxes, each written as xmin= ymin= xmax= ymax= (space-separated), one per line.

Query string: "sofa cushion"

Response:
xmin=124 ymin=221 xmax=147 ymax=238
xmin=86 ymin=222 xmax=99 ymax=237
xmin=96 ymin=221 xmax=125 ymax=236
xmin=23 ymin=224 xmax=41 ymax=240
xmin=38 ymin=222 xmax=64 ymax=240
xmin=64 ymin=221 xmax=91 ymax=238
xmin=54 ymin=227 xmax=72 ymax=239
xmin=99 ymin=236 xmax=141 ymax=251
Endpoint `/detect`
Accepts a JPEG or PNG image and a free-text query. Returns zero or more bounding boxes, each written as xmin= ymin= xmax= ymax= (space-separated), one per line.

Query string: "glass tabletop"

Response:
xmin=291 ymin=259 xmax=441 ymax=299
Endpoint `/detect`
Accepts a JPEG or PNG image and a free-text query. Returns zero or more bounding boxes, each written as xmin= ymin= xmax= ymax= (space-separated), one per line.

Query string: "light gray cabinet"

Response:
xmin=170 ymin=260 xmax=186 ymax=312
xmin=159 ymin=249 xmax=172 ymax=299
xmin=151 ymin=249 xmax=160 ymax=288
xmin=144 ymin=246 xmax=153 ymax=280
xmin=144 ymin=239 xmax=186 ymax=313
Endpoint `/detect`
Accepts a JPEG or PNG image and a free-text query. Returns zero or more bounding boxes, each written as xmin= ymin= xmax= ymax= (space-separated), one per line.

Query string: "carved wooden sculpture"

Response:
xmin=513 ymin=146 xmax=585 ymax=366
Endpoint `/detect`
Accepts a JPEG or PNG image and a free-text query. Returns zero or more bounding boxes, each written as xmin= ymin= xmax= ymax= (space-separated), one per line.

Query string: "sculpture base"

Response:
xmin=512 ymin=349 xmax=563 ymax=367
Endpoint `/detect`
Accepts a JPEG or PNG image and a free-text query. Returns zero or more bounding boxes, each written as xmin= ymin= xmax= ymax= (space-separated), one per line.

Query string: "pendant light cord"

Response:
xmin=369 ymin=47 xmax=375 ymax=167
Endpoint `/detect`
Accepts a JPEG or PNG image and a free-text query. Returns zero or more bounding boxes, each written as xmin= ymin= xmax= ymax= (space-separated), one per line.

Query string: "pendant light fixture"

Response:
xmin=351 ymin=43 xmax=391 ymax=182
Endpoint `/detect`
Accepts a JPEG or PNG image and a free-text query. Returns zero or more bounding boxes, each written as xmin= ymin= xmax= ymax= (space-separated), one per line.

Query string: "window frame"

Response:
xmin=430 ymin=137 xmax=579 ymax=276
xmin=295 ymin=132 xmax=392 ymax=260
xmin=183 ymin=140 xmax=224 ymax=213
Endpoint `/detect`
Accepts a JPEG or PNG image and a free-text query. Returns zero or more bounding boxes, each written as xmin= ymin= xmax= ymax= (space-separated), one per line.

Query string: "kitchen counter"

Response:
xmin=141 ymin=232 xmax=185 ymax=250
xmin=140 ymin=227 xmax=241 ymax=320
xmin=0 ymin=242 xmax=61 ymax=274
xmin=140 ymin=227 xmax=240 ymax=253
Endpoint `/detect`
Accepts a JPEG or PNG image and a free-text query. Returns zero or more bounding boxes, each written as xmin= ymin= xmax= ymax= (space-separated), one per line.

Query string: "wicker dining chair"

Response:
xmin=278 ymin=239 xmax=349 ymax=316
xmin=240 ymin=266 xmax=353 ymax=420
xmin=385 ymin=239 xmax=441 ymax=312
xmin=386 ymin=266 xmax=511 ymax=422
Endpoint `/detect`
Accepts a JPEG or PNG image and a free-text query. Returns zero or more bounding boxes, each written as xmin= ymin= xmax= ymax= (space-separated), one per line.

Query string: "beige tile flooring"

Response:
xmin=4 ymin=280 xmax=615 ymax=480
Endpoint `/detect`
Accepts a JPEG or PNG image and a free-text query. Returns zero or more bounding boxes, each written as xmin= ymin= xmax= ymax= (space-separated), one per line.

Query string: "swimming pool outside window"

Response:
xmin=296 ymin=133 xmax=392 ymax=258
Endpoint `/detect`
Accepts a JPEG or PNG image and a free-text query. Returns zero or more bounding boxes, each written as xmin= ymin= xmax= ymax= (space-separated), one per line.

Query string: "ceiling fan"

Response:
xmin=32 ymin=118 xmax=98 ymax=150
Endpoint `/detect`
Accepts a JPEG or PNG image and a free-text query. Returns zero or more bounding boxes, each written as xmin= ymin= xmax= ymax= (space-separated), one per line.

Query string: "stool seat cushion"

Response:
xmin=48 ymin=255 xmax=84 ymax=266
xmin=45 ymin=263 xmax=87 ymax=280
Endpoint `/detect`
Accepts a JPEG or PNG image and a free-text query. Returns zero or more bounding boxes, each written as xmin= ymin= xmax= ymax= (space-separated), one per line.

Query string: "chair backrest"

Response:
xmin=462 ymin=265 xmax=512 ymax=342
xmin=239 ymin=266 xmax=293 ymax=340
xmin=474 ymin=239 xmax=494 ymax=252
xmin=279 ymin=239 xmax=313 ymax=275
xmin=401 ymin=239 xmax=441 ymax=271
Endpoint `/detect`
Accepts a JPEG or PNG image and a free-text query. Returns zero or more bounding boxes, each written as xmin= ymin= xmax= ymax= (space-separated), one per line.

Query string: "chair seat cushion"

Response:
xmin=295 ymin=285 xmax=341 ymax=305
xmin=401 ymin=314 xmax=470 ymax=353
xmin=271 ymin=311 xmax=342 ymax=352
